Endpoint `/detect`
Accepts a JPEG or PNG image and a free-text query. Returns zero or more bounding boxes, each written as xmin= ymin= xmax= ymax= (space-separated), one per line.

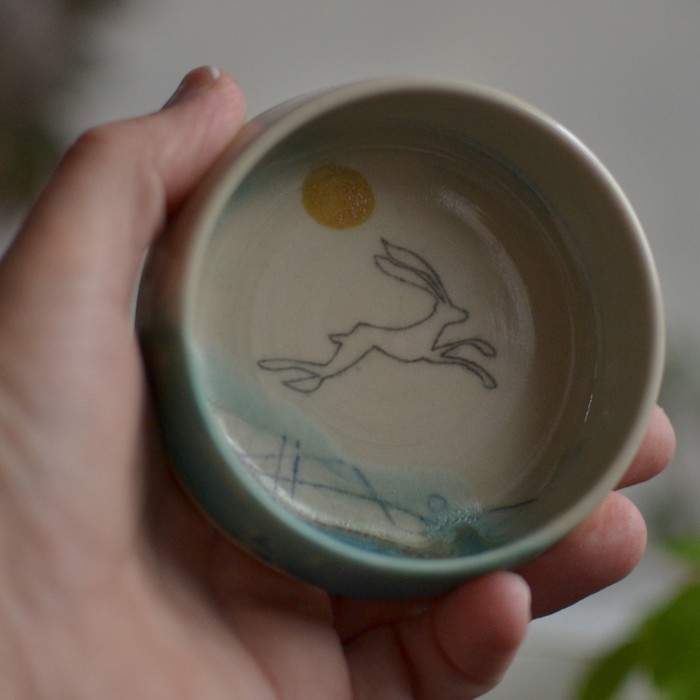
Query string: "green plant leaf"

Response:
xmin=637 ymin=582 xmax=700 ymax=697
xmin=575 ymin=641 xmax=639 ymax=700
xmin=666 ymin=537 xmax=700 ymax=569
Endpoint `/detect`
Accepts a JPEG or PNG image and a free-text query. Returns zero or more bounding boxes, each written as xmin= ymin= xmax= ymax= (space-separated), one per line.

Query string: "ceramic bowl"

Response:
xmin=137 ymin=77 xmax=664 ymax=599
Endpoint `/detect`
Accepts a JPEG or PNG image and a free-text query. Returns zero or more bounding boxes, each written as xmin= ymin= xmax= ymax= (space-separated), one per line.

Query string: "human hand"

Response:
xmin=0 ymin=67 xmax=675 ymax=699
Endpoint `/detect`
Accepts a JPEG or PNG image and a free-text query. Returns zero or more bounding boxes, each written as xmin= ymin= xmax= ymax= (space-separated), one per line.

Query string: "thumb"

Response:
xmin=2 ymin=67 xmax=246 ymax=310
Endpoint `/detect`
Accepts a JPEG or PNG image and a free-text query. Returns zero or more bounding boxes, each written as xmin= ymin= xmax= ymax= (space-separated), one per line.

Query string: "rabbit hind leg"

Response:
xmin=435 ymin=352 xmax=497 ymax=389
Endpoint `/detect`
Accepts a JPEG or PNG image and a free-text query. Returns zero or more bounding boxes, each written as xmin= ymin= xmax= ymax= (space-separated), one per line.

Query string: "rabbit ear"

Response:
xmin=379 ymin=239 xmax=448 ymax=302
xmin=374 ymin=255 xmax=441 ymax=297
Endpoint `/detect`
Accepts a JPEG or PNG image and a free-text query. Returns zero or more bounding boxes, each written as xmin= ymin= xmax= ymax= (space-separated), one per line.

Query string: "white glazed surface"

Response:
xmin=193 ymin=127 xmax=597 ymax=554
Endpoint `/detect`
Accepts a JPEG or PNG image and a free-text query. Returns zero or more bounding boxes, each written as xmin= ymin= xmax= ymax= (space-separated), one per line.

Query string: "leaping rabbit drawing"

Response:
xmin=258 ymin=239 xmax=497 ymax=393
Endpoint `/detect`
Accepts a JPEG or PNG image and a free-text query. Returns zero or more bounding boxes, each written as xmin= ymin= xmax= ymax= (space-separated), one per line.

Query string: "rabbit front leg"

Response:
xmin=258 ymin=326 xmax=381 ymax=393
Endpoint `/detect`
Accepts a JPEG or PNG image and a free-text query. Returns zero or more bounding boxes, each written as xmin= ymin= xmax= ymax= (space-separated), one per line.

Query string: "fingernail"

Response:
xmin=510 ymin=573 xmax=532 ymax=611
xmin=163 ymin=66 xmax=222 ymax=108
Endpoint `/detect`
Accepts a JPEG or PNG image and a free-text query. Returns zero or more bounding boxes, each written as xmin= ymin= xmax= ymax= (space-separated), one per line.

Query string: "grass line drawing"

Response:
xmin=241 ymin=435 xmax=537 ymax=543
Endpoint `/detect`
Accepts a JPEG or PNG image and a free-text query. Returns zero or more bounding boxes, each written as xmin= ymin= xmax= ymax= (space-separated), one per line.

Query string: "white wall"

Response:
xmin=67 ymin=0 xmax=700 ymax=335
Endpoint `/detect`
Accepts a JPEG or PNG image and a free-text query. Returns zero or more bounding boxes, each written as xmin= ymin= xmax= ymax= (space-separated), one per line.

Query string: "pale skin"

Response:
xmin=0 ymin=67 xmax=675 ymax=699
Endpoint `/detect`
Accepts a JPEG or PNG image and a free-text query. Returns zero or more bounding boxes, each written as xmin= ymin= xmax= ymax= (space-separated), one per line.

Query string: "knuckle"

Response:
xmin=65 ymin=122 xmax=143 ymax=172
xmin=61 ymin=121 xmax=163 ymax=227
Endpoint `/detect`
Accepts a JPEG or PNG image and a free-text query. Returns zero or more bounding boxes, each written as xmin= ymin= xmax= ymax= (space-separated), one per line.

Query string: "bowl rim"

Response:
xmin=139 ymin=76 xmax=665 ymax=597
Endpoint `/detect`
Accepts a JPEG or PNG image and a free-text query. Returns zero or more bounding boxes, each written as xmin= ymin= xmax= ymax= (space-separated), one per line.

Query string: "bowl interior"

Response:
xmin=182 ymin=85 xmax=660 ymax=564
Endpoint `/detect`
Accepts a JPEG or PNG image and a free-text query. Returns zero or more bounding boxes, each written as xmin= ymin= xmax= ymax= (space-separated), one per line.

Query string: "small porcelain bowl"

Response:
xmin=137 ymin=77 xmax=664 ymax=599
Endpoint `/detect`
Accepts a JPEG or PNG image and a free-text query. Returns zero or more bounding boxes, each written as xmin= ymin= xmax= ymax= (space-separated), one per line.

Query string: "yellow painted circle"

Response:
xmin=302 ymin=164 xmax=375 ymax=229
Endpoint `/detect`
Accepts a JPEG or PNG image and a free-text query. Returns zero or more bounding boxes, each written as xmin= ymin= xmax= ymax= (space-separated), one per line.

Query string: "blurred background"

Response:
xmin=2 ymin=1 xmax=699 ymax=697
